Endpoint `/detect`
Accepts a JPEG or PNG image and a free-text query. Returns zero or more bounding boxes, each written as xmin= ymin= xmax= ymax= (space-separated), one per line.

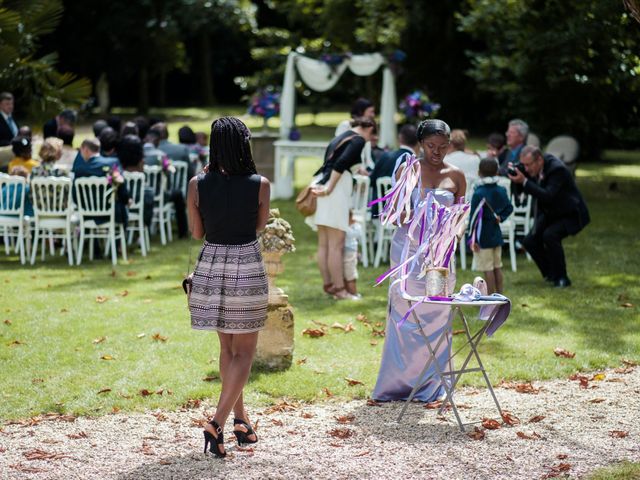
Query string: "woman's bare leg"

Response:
xmin=326 ymin=227 xmax=346 ymax=290
xmin=205 ymin=331 xmax=259 ymax=454
xmin=316 ymin=226 xmax=331 ymax=287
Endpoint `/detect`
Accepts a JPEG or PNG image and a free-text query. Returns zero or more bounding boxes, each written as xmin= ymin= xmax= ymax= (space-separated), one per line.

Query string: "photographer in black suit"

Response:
xmin=508 ymin=146 xmax=590 ymax=287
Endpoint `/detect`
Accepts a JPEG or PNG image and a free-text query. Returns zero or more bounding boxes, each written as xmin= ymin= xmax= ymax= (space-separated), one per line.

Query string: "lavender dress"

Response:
xmin=372 ymin=188 xmax=456 ymax=402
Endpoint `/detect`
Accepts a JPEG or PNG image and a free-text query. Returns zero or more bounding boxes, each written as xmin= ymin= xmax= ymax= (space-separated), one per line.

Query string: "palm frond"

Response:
xmin=624 ymin=0 xmax=640 ymax=23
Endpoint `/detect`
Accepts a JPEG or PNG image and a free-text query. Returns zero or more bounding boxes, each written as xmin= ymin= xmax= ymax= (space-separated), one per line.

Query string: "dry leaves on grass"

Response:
xmin=332 ymin=322 xmax=355 ymax=332
xmin=335 ymin=414 xmax=355 ymax=424
xmin=344 ymin=378 xmax=364 ymax=386
xmin=328 ymin=428 xmax=354 ymax=439
xmin=541 ymin=463 xmax=571 ymax=479
xmin=620 ymin=302 xmax=634 ymax=308
xmin=9 ymin=463 xmax=48 ymax=474
xmin=452 ymin=329 xmax=465 ymax=336
xmin=95 ymin=296 xmax=108 ymax=303
xmin=152 ymin=333 xmax=168 ymax=342
xmin=622 ymin=358 xmax=638 ymax=367
xmin=296 ymin=357 xmax=307 ymax=365
xmin=568 ymin=373 xmax=590 ymax=389
xmin=93 ymin=336 xmax=106 ymax=344
xmin=137 ymin=442 xmax=155 ymax=456
xmin=366 ymin=399 xmax=382 ymax=407
xmin=467 ymin=427 xmax=485 ymax=440
xmin=355 ymin=313 xmax=369 ymax=324
xmin=424 ymin=400 xmax=444 ymax=410
xmin=501 ymin=412 xmax=521 ymax=426
xmin=270 ymin=419 xmax=284 ymax=427
xmin=302 ymin=328 xmax=325 ymax=338
xmin=182 ymin=399 xmax=201 ymax=409
xmin=202 ymin=376 xmax=218 ymax=382
xmin=23 ymin=448 xmax=71 ymax=461
xmin=322 ymin=387 xmax=334 ymax=397
xmin=66 ymin=432 xmax=88 ymax=440
xmin=97 ymin=388 xmax=112 ymax=394
xmin=553 ymin=348 xmax=575 ymax=358
xmin=609 ymin=430 xmax=629 ymax=438
xmin=499 ymin=381 xmax=541 ymax=394
xmin=4 ymin=319 xmax=12 ymax=325
xmin=118 ymin=290 xmax=129 ymax=297
xmin=516 ymin=431 xmax=542 ymax=440
xmin=263 ymin=400 xmax=298 ymax=414
xmin=371 ymin=328 xmax=385 ymax=337
xmin=614 ymin=367 xmax=635 ymax=374
xmin=300 ymin=412 xmax=314 ymax=419
xmin=589 ymin=398 xmax=606 ymax=403
xmin=8 ymin=340 xmax=25 ymax=346
xmin=100 ymin=355 xmax=115 ymax=361
xmin=482 ymin=418 xmax=501 ymax=430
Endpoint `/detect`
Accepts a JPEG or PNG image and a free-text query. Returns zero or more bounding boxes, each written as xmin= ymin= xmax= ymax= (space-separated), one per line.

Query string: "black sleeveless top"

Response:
xmin=197 ymin=171 xmax=261 ymax=245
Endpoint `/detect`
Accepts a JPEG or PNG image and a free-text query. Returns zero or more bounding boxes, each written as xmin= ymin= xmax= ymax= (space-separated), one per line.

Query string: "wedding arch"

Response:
xmin=279 ymin=51 xmax=398 ymax=148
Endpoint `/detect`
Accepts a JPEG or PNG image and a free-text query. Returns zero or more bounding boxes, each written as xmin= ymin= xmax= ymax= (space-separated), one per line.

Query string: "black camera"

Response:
xmin=508 ymin=163 xmax=525 ymax=176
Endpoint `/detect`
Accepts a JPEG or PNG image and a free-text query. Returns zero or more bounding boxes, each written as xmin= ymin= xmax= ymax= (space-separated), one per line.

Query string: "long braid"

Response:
xmin=209 ymin=117 xmax=257 ymax=175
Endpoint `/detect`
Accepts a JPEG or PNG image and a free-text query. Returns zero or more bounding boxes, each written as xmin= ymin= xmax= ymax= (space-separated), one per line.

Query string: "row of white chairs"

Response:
xmin=0 ymin=164 xmax=188 ymax=266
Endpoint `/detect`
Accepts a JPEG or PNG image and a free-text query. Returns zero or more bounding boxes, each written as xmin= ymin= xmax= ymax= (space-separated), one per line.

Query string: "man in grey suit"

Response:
xmin=0 ymin=92 xmax=19 ymax=147
xmin=149 ymin=122 xmax=194 ymax=183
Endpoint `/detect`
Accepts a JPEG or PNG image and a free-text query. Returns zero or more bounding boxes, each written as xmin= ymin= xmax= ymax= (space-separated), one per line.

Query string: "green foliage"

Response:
xmin=0 ymin=0 xmax=91 ymax=122
xmin=458 ymin=0 xmax=640 ymax=157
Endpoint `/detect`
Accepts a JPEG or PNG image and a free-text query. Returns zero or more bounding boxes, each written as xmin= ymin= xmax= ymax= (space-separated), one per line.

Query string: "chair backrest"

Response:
xmin=171 ymin=161 xmax=189 ymax=198
xmin=0 ymin=175 xmax=26 ymax=217
xmin=351 ymin=174 xmax=370 ymax=215
xmin=375 ymin=176 xmax=393 ymax=203
xmin=31 ymin=177 xmax=72 ymax=217
xmin=123 ymin=171 xmax=146 ymax=211
xmin=143 ymin=165 xmax=165 ymax=201
xmin=545 ymin=135 xmax=579 ymax=164
xmin=73 ymin=177 xmax=115 ymax=218
xmin=496 ymin=176 xmax=512 ymax=198
xmin=526 ymin=132 xmax=541 ymax=147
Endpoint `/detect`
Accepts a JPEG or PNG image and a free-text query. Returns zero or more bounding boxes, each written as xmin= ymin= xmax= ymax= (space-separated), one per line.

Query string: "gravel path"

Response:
xmin=1 ymin=367 xmax=639 ymax=479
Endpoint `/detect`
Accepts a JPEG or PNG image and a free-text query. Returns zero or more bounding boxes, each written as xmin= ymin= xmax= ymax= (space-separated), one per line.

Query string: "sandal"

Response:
xmin=233 ymin=418 xmax=258 ymax=446
xmin=332 ymin=288 xmax=358 ymax=301
xmin=323 ymin=283 xmax=335 ymax=294
xmin=203 ymin=420 xmax=226 ymax=458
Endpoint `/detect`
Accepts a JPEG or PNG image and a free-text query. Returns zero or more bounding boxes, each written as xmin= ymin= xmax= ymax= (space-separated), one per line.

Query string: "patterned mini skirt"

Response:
xmin=189 ymin=240 xmax=268 ymax=333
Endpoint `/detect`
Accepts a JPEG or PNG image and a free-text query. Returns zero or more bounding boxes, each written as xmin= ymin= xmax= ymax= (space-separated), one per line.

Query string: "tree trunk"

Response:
xmin=138 ymin=67 xmax=149 ymax=114
xmin=199 ymin=32 xmax=216 ymax=105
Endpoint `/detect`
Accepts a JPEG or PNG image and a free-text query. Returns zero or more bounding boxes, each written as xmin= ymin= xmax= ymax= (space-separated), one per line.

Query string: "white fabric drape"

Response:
xmin=279 ymin=52 xmax=397 ymax=148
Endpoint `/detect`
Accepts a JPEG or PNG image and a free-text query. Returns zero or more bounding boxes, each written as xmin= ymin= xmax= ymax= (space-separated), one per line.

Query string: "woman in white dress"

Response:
xmin=307 ymin=117 xmax=376 ymax=299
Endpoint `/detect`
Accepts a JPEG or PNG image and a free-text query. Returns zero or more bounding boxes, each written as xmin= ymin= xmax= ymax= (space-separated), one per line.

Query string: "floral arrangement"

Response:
xmin=161 ymin=154 xmax=176 ymax=174
xmin=320 ymin=53 xmax=351 ymax=76
xmin=248 ymin=88 xmax=281 ymax=120
xmin=399 ymin=90 xmax=441 ymax=122
xmin=259 ymin=209 xmax=296 ymax=253
xmin=103 ymin=164 xmax=124 ymax=189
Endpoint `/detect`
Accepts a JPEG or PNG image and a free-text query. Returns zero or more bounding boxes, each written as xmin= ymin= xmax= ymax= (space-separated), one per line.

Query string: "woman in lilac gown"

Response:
xmin=372 ymin=119 xmax=467 ymax=402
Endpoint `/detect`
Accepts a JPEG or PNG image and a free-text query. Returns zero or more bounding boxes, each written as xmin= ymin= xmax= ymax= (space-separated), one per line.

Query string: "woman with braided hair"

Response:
xmin=372 ymin=119 xmax=467 ymax=403
xmin=187 ymin=116 xmax=270 ymax=458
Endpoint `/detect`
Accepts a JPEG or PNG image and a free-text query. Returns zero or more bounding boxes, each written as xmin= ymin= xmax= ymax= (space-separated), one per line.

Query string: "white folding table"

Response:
xmin=397 ymin=295 xmax=508 ymax=432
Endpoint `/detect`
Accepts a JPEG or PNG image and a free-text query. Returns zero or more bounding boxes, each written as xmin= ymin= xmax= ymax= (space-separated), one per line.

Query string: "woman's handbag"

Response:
xmin=295 ymin=185 xmax=317 ymax=216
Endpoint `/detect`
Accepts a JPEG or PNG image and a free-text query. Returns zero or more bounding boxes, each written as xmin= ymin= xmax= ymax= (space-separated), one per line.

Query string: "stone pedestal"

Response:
xmin=255 ymin=252 xmax=294 ymax=370
xmin=251 ymin=133 xmax=278 ymax=183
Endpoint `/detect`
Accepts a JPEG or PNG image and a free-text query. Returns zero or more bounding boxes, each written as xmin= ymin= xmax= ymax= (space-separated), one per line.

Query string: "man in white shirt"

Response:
xmin=445 ymin=129 xmax=480 ymax=190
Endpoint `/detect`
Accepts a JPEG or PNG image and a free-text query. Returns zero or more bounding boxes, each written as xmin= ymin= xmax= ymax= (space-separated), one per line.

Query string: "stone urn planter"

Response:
xmin=255 ymin=210 xmax=295 ymax=370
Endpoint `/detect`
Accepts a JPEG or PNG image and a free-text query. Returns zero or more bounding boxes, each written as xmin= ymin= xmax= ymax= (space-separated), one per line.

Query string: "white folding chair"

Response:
xmin=171 ymin=161 xmax=189 ymax=199
xmin=143 ymin=165 xmax=174 ymax=245
xmin=124 ymin=171 xmax=149 ymax=256
xmin=545 ymin=135 xmax=579 ymax=175
xmin=30 ymin=177 xmax=75 ymax=265
xmin=458 ymin=176 xmax=480 ymax=270
xmin=351 ymin=174 xmax=371 ymax=267
xmin=373 ymin=176 xmax=396 ymax=268
xmin=0 ymin=174 xmax=28 ymax=264
xmin=74 ymin=177 xmax=127 ymax=266
xmin=497 ymin=177 xmax=516 ymax=272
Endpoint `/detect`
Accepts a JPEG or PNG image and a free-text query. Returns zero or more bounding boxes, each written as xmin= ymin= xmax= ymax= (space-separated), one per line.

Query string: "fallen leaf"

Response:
xmin=302 ymin=328 xmax=325 ymax=338
xmin=482 ymin=418 xmax=501 ymax=430
xmin=138 ymin=441 xmax=155 ymax=456
xmin=97 ymin=388 xmax=111 ymax=394
xmin=202 ymin=376 xmax=218 ymax=382
xmin=311 ymin=320 xmax=328 ymax=327
xmin=143 ymin=299 xmax=152 ymax=304
xmin=369 ymin=340 xmax=378 ymax=346
xmin=620 ymin=302 xmax=634 ymax=308
xmin=344 ymin=378 xmax=364 ymax=387
xmin=270 ymin=419 xmax=284 ymax=426
xmin=322 ymin=387 xmax=333 ymax=397
xmin=553 ymin=347 xmax=575 ymax=358
xmin=126 ymin=271 xmax=137 ymax=277
xmin=329 ymin=442 xmax=343 ymax=448
xmin=452 ymin=329 xmax=465 ymax=335
xmin=344 ymin=323 xmax=355 ymax=332
xmin=32 ymin=378 xmax=44 ymax=384
xmin=4 ymin=319 xmax=12 ymax=325
xmin=139 ymin=389 xmax=152 ymax=396
xmin=152 ymin=413 xmax=167 ymax=421
xmin=609 ymin=430 xmax=629 ymax=438
xmin=93 ymin=336 xmax=106 ymax=344
xmin=521 ymin=303 xmax=529 ymax=308
xmin=137 ymin=333 xmax=146 ymax=339
xmin=355 ymin=314 xmax=368 ymax=323
xmin=606 ymin=378 xmax=626 ymax=383
xmin=528 ymin=415 xmax=545 ymax=423
xmin=622 ymin=358 xmax=638 ymax=367
xmin=366 ymin=399 xmax=382 ymax=407
xmin=118 ymin=393 xmax=132 ymax=399
xmin=156 ymin=389 xmax=165 ymax=395
xmin=23 ymin=448 xmax=71 ymax=460
xmin=331 ymin=322 xmax=346 ymax=330
xmin=145 ymin=275 xmax=152 ymax=280
xmin=60 ymin=308 xmax=68 ymax=313
xmin=328 ymin=428 xmax=354 ymax=439
xmin=66 ymin=432 xmax=88 ymax=439
xmin=591 ymin=373 xmax=606 ymax=381
xmin=236 ymin=446 xmax=255 ymax=454
xmin=112 ymin=407 xmax=120 ymax=413
xmin=118 ymin=290 xmax=129 ymax=297
xmin=8 ymin=340 xmax=24 ymax=346
xmin=515 ymin=382 xmax=540 ymax=394
xmin=501 ymin=412 xmax=521 ymax=426
xmin=516 ymin=431 xmax=541 ymax=440
xmin=9 ymin=463 xmax=48 ymax=473
xmin=557 ymin=454 xmax=568 ymax=460
xmin=335 ymin=414 xmax=355 ymax=424
xmin=467 ymin=427 xmax=485 ymax=440
xmin=152 ymin=333 xmax=168 ymax=342
xmin=100 ymin=355 xmax=114 ymax=360
xmin=354 ymin=451 xmax=370 ymax=457
xmin=110 ymin=270 xmax=116 ymax=277
xmin=371 ymin=328 xmax=385 ymax=337
xmin=542 ymin=463 xmax=571 ymax=479
xmin=424 ymin=400 xmax=443 ymax=410
xmin=569 ymin=373 xmax=590 ymax=388
xmin=614 ymin=367 xmax=635 ymax=374
xmin=589 ymin=398 xmax=605 ymax=404
xmin=95 ymin=296 xmax=108 ymax=303
xmin=159 ymin=459 xmax=173 ymax=465
xmin=263 ymin=401 xmax=298 ymax=414
xmin=296 ymin=357 xmax=307 ymax=365
xmin=300 ymin=412 xmax=314 ymax=419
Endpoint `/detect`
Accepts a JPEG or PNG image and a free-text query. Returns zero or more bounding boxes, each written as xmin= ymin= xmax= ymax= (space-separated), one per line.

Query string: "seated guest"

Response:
xmin=142 ymin=130 xmax=166 ymax=166
xmin=106 ymin=115 xmax=122 ymax=134
xmin=43 ymin=109 xmax=76 ymax=139
xmin=9 ymin=136 xmax=40 ymax=174
xmin=121 ymin=121 xmax=139 ymax=138
xmin=150 ymin=122 xmax=192 ymax=183
xmin=0 ymin=92 xmax=19 ymax=147
xmin=3 ymin=166 xmax=33 ymax=216
xmin=32 ymin=137 xmax=65 ymax=177
xmin=178 ymin=125 xmax=206 ymax=172
xmin=499 ymin=118 xmax=528 ymax=176
xmin=99 ymin=127 xmax=119 ymax=158
xmin=92 ymin=119 xmax=108 ymax=137
xmin=55 ymin=125 xmax=77 ymax=172
xmin=119 ymin=134 xmax=187 ymax=237
xmin=18 ymin=126 xmax=32 ymax=140
xmin=445 ymin=129 xmax=480 ymax=189
xmin=195 ymin=131 xmax=209 ymax=155
xmin=486 ymin=132 xmax=507 ymax=165
xmin=369 ymin=124 xmax=419 ymax=217
xmin=134 ymin=116 xmax=150 ymax=140
xmin=508 ymin=146 xmax=590 ymax=288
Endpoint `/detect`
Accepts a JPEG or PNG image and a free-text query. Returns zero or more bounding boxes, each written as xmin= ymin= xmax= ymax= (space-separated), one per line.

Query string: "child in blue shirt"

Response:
xmin=469 ymin=158 xmax=514 ymax=293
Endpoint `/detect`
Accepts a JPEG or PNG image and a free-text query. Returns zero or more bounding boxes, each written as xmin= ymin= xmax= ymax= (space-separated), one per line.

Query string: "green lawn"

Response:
xmin=1 ymin=135 xmax=638 ymax=421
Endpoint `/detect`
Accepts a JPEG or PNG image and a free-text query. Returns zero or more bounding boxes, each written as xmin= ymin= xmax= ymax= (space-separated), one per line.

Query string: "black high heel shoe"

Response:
xmin=203 ymin=420 xmax=226 ymax=458
xmin=233 ymin=418 xmax=258 ymax=446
